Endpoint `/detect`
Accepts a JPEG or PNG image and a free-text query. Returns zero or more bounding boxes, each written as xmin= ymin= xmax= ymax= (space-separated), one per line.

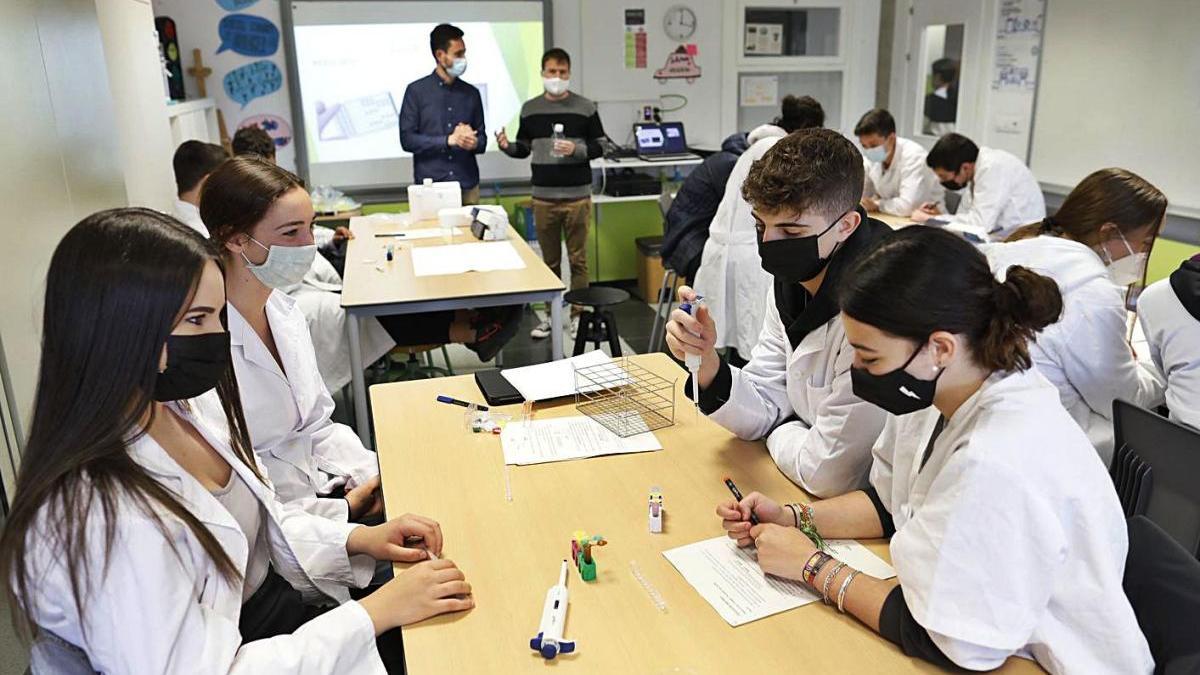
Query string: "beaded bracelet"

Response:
xmin=793 ymin=502 xmax=826 ymax=551
xmin=802 ymin=551 xmax=833 ymax=586
xmin=821 ymin=561 xmax=847 ymax=604
xmin=836 ymin=570 xmax=861 ymax=613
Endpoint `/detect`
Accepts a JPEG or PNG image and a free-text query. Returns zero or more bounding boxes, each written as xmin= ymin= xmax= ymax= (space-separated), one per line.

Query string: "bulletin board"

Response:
xmin=579 ymin=0 xmax=725 ymax=149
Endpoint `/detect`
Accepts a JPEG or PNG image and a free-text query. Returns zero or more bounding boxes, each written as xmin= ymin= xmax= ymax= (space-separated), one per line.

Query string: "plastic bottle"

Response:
xmin=551 ymin=123 xmax=566 ymax=157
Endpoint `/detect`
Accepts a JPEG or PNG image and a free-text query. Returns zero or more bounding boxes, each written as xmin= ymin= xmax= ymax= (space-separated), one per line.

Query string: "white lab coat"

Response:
xmin=173 ymin=198 xmax=208 ymax=237
xmin=982 ymin=236 xmax=1164 ymax=462
xmin=693 ymin=124 xmax=786 ymax=355
xmin=23 ymin=393 xmax=382 ymax=674
xmin=870 ymin=368 xmax=1153 ymax=674
xmin=1138 ymin=277 xmax=1200 ymax=429
xmin=706 ymin=286 xmax=888 ymax=497
xmin=944 ymin=146 xmax=1045 ymax=242
xmin=285 ymin=239 xmax=394 ymax=394
xmin=210 ymin=291 xmax=380 ymax=526
xmin=862 ymin=137 xmax=943 ymax=217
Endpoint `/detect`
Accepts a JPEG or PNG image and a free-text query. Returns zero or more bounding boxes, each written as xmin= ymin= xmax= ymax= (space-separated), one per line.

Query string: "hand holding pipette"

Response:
xmin=664 ymin=286 xmax=718 ymax=415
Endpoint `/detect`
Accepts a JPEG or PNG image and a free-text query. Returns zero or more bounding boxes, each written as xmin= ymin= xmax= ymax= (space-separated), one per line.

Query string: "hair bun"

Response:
xmin=980 ymin=265 xmax=1064 ymax=370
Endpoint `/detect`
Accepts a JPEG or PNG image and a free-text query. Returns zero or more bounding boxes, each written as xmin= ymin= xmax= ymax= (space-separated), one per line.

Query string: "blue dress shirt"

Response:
xmin=398 ymin=71 xmax=487 ymax=188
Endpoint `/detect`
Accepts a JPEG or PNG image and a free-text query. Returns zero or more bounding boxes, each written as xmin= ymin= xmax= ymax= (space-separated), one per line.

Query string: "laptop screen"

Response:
xmin=634 ymin=122 xmax=687 ymax=154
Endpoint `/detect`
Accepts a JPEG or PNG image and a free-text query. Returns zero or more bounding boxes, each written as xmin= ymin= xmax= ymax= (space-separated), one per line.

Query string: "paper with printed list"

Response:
xmin=662 ymin=536 xmax=896 ymax=626
xmin=500 ymin=415 xmax=661 ymax=465
xmin=411 ymin=241 xmax=525 ymax=276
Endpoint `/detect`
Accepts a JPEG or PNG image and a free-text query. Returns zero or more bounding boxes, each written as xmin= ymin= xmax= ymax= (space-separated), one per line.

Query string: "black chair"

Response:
xmin=1111 ymin=399 xmax=1200 ymax=558
xmin=1124 ymin=516 xmax=1200 ymax=674
xmin=564 ymin=287 xmax=630 ymax=357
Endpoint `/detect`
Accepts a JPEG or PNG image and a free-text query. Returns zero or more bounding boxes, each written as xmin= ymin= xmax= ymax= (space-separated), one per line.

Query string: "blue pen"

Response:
xmin=437 ymin=394 xmax=488 ymax=411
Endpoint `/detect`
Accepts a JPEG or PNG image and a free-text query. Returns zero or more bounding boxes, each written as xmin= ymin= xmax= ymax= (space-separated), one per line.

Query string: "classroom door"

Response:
xmin=895 ymin=0 xmax=984 ymax=149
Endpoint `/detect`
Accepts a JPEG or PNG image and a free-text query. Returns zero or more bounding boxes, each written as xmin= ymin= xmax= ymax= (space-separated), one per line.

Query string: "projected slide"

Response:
xmin=293 ymin=21 xmax=545 ymax=165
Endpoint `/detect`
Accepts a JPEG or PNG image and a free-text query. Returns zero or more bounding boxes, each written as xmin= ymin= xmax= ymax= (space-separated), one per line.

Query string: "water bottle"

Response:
xmin=551 ymin=123 xmax=566 ymax=157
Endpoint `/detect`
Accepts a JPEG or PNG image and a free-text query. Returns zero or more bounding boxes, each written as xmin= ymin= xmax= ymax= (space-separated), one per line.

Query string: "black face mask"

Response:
xmin=940 ymin=179 xmax=966 ymax=192
xmin=756 ymin=211 xmax=847 ymax=284
xmin=154 ymin=332 xmax=231 ymax=402
xmin=850 ymin=341 xmax=943 ymax=415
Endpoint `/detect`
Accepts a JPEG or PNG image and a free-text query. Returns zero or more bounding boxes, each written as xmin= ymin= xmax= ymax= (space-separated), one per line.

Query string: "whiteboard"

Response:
xmin=579 ymin=0 xmax=724 ymax=150
xmin=1030 ymin=0 xmax=1200 ymax=215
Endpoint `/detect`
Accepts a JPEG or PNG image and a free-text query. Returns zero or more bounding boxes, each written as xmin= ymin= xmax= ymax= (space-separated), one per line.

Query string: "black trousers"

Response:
xmin=240 ymin=567 xmax=406 ymax=673
xmin=376 ymin=312 xmax=456 ymax=346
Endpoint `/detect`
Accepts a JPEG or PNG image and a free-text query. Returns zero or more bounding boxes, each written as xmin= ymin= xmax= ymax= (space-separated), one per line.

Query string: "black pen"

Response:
xmin=375 ymin=232 xmax=410 ymax=238
xmin=724 ymin=477 xmax=759 ymax=525
xmin=437 ymin=394 xmax=488 ymax=411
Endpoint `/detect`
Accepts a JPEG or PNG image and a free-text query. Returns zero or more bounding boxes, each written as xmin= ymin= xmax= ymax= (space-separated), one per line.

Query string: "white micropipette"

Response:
xmin=529 ymin=560 xmax=575 ymax=659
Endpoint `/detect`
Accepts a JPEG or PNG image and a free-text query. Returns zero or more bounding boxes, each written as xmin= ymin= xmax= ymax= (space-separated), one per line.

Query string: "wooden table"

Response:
xmin=869 ymin=210 xmax=916 ymax=229
xmin=373 ymin=353 xmax=1042 ymax=674
xmin=342 ymin=214 xmax=566 ymax=447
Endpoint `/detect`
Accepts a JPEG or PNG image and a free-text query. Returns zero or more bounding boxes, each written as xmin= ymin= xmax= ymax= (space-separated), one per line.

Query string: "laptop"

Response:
xmin=634 ymin=122 xmax=693 ymax=162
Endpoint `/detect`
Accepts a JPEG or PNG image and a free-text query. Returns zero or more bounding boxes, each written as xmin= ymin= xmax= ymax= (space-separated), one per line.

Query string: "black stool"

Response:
xmin=564 ymin=286 xmax=630 ymax=356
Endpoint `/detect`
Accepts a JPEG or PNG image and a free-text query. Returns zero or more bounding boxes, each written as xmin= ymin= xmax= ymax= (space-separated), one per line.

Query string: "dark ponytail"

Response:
xmin=840 ymin=227 xmax=1063 ymax=372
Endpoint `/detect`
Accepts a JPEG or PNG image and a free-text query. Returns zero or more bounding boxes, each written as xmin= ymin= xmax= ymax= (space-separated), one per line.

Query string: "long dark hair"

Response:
xmin=841 ymin=227 xmax=1063 ymax=372
xmin=201 ymin=155 xmax=306 ymax=248
xmin=1007 ymin=167 xmax=1167 ymax=245
xmin=0 ymin=208 xmax=261 ymax=640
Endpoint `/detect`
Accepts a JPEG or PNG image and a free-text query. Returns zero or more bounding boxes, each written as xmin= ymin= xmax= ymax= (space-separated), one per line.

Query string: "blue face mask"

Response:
xmin=446 ymin=57 xmax=468 ymax=78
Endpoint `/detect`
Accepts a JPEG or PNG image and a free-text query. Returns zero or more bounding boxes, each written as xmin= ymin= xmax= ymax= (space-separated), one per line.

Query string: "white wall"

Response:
xmin=0 ymin=0 xmax=128 ymax=495
xmin=152 ymin=0 xmax=299 ymax=171
xmin=95 ymin=0 xmax=177 ymax=211
xmin=1031 ymin=0 xmax=1200 ymax=216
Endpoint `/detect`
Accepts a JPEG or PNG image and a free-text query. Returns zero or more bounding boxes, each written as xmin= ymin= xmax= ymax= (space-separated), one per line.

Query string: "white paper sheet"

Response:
xmin=371 ymin=226 xmax=462 ymax=240
xmin=499 ymin=350 xmax=617 ymax=401
xmin=411 ymin=241 xmax=526 ymax=276
xmin=500 ymin=416 xmax=662 ymax=465
xmin=663 ymin=536 xmax=896 ymax=627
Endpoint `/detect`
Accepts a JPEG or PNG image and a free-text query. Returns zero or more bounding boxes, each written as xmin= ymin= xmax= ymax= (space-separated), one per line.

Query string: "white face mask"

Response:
xmin=543 ymin=77 xmax=569 ymax=96
xmin=863 ymin=145 xmax=887 ymax=164
xmin=1100 ymin=230 xmax=1148 ymax=287
xmin=446 ymin=57 xmax=467 ymax=78
xmin=242 ymin=237 xmax=315 ymax=289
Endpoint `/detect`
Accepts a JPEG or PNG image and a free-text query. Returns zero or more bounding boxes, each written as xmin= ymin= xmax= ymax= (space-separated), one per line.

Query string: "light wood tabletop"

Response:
xmin=868 ymin=210 xmax=916 ymax=229
xmin=340 ymin=213 xmax=567 ymax=448
xmin=373 ymin=352 xmax=1042 ymax=674
xmin=341 ymin=214 xmax=565 ymax=309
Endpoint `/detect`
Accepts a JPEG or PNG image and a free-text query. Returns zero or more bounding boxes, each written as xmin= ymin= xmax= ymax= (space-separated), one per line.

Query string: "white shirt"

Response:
xmin=863 ymin=137 xmax=943 ymax=216
xmin=211 ymin=291 xmax=381 ymax=527
xmin=982 ymin=236 xmax=1164 ymax=461
xmin=173 ymin=198 xmax=208 ymax=237
xmin=945 ymin=146 xmax=1045 ymax=241
xmin=24 ymin=394 xmax=382 ymax=673
xmin=693 ymin=124 xmax=785 ymax=355
xmin=284 ymin=248 xmax=395 ymax=394
xmin=1138 ymin=277 xmax=1200 ymax=429
xmin=870 ymin=369 xmax=1152 ymax=674
xmin=707 ymin=286 xmax=888 ymax=497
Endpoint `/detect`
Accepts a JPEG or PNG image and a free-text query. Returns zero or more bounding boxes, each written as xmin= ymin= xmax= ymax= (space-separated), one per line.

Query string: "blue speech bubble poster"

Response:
xmin=217 ymin=14 xmax=279 ymax=57
xmin=223 ymin=60 xmax=283 ymax=108
xmin=215 ymin=0 xmax=261 ymax=10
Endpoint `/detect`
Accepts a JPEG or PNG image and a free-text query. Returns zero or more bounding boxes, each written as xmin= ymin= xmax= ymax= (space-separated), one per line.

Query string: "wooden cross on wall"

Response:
xmin=186 ymin=48 xmax=232 ymax=151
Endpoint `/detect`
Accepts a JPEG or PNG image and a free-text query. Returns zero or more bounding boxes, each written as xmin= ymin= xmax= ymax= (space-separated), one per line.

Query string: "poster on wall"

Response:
xmin=152 ymin=0 xmax=296 ymax=170
xmin=739 ymin=75 xmax=777 ymax=107
xmin=991 ymin=0 xmax=1044 ymax=91
xmin=744 ymin=23 xmax=783 ymax=56
xmin=624 ymin=9 xmax=647 ymax=69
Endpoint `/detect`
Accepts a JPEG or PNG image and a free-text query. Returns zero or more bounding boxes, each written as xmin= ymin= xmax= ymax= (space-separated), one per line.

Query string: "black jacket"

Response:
xmin=661 ymin=132 xmax=750 ymax=282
